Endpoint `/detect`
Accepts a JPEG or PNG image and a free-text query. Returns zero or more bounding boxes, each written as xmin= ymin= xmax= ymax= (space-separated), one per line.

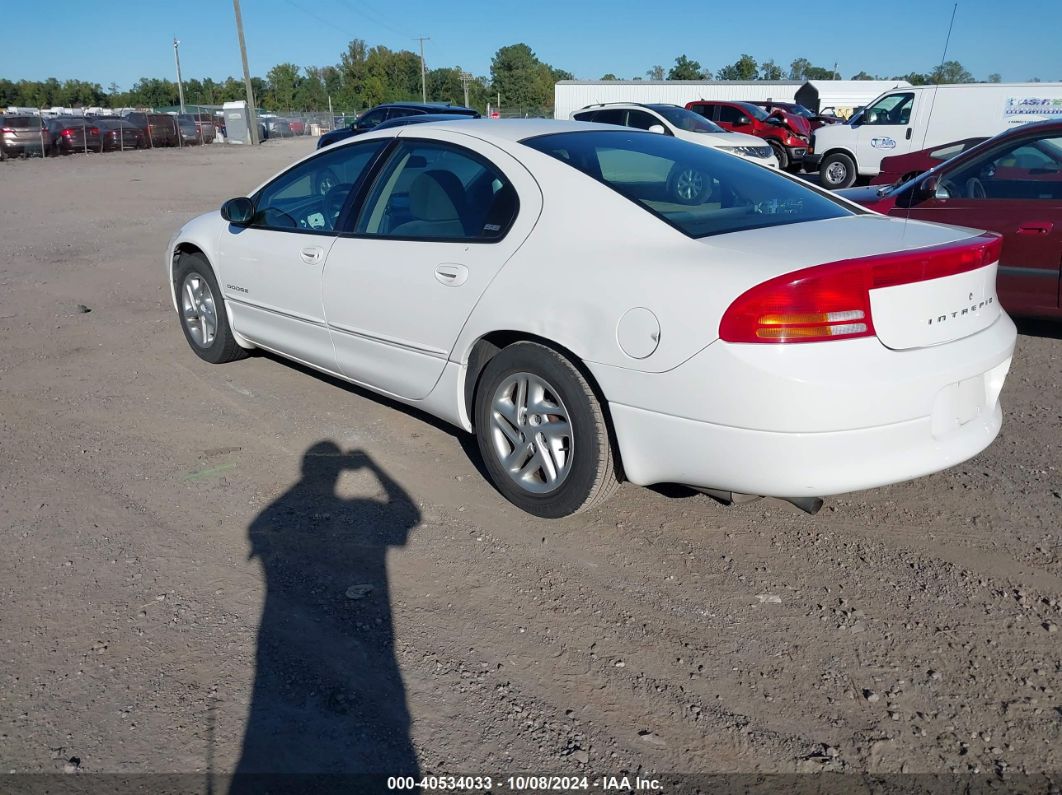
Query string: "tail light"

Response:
xmin=62 ymin=128 xmax=76 ymax=137
xmin=719 ymin=232 xmax=1002 ymax=344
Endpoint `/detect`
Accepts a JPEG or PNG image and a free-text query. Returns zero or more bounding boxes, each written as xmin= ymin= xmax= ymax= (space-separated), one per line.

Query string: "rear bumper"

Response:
xmin=593 ymin=314 xmax=1017 ymax=497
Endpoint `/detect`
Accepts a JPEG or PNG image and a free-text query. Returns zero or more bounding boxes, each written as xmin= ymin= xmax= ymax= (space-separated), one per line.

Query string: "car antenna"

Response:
xmin=903 ymin=2 xmax=958 ymax=242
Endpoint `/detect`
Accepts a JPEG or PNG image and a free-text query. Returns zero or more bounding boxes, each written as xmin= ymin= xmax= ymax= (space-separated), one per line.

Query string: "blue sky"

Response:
xmin=2 ymin=0 xmax=1059 ymax=88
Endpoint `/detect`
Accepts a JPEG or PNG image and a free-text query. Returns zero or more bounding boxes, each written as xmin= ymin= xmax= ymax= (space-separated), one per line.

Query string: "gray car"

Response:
xmin=0 ymin=115 xmax=51 ymax=159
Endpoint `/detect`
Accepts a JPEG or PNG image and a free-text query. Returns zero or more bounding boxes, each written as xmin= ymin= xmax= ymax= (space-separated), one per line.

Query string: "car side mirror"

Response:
xmin=919 ymin=175 xmax=948 ymax=201
xmin=647 ymin=124 xmax=666 ymax=134
xmin=766 ymin=116 xmax=784 ymax=126
xmin=221 ymin=197 xmax=254 ymax=225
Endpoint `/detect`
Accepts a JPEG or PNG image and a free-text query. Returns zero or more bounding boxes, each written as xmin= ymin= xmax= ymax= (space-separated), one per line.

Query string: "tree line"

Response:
xmin=0 ymin=43 xmax=1045 ymax=114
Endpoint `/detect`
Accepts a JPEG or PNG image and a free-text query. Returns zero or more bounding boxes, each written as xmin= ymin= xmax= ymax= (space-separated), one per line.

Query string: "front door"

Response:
xmin=323 ymin=134 xmax=540 ymax=400
xmin=856 ymin=92 xmax=916 ymax=176
xmin=217 ymin=139 xmax=387 ymax=371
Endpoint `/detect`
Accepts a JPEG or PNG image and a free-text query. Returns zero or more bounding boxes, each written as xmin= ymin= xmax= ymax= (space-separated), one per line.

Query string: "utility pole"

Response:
xmin=232 ymin=0 xmax=259 ymax=145
xmin=415 ymin=36 xmax=430 ymax=102
xmin=173 ymin=36 xmax=186 ymax=114
xmin=459 ymin=71 xmax=472 ymax=108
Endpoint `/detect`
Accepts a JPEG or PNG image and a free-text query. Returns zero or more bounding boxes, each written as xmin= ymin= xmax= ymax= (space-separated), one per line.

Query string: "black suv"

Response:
xmin=316 ymin=102 xmax=479 ymax=149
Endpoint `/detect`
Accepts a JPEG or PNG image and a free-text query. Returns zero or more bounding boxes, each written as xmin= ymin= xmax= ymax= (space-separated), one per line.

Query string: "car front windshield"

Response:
xmin=523 ymin=130 xmax=853 ymax=239
xmin=648 ymin=105 xmax=724 ymax=134
xmin=738 ymin=102 xmax=770 ymax=121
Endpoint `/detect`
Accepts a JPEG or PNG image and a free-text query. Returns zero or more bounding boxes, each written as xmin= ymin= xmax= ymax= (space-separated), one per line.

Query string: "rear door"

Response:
xmin=896 ymin=130 xmax=1062 ymax=316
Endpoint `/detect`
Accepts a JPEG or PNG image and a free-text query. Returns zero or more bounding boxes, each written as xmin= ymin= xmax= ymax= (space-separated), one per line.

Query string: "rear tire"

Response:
xmin=666 ymin=163 xmax=712 ymax=205
xmin=819 ymin=152 xmax=857 ymax=189
xmin=174 ymin=253 xmax=248 ymax=364
xmin=474 ymin=342 xmax=620 ymax=518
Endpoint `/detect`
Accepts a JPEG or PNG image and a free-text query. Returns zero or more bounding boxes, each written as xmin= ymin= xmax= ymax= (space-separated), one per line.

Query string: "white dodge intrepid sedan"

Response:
xmin=167 ymin=119 xmax=1016 ymax=518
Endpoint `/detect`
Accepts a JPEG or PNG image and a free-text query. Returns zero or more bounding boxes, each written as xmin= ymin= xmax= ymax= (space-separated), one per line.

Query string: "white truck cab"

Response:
xmin=806 ymin=83 xmax=1062 ymax=188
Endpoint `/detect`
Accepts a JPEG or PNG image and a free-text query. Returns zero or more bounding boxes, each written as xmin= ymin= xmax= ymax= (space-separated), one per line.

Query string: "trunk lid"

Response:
xmin=704 ymin=214 xmax=1002 ymax=350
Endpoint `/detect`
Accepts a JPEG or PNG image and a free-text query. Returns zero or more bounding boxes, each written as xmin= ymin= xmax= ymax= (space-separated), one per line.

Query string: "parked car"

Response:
xmin=837 ymin=120 xmax=1062 ymax=320
xmin=1 ymin=114 xmax=51 ymax=158
xmin=97 ymin=117 xmax=146 ymax=151
xmin=166 ymin=119 xmax=1015 ymax=517
xmin=870 ymin=137 xmax=989 ymax=186
xmin=184 ymin=113 xmax=217 ymax=143
xmin=288 ymin=118 xmax=306 ymax=136
xmin=317 ymin=102 xmax=480 ymax=149
xmin=46 ymin=117 xmax=102 ymax=154
xmin=172 ymin=114 xmax=202 ymax=145
xmin=747 ymin=100 xmax=837 ymax=131
xmin=144 ymin=113 xmax=179 ymax=147
xmin=806 ymin=82 xmax=1062 ymax=189
xmin=570 ymin=103 xmax=778 ymax=174
xmin=685 ymin=100 xmax=810 ymax=171
xmin=261 ymin=117 xmax=293 ymax=138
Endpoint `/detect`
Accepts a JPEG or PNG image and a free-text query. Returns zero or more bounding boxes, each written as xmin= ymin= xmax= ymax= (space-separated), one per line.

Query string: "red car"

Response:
xmin=870 ymin=137 xmax=989 ymax=186
xmin=747 ymin=100 xmax=835 ymax=131
xmin=288 ymin=118 xmax=306 ymax=135
xmin=685 ymin=100 xmax=810 ymax=171
xmin=837 ymin=120 xmax=1062 ymax=320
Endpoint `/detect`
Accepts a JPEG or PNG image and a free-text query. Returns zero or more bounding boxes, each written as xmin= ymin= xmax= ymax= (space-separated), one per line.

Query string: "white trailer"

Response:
xmin=808 ymin=82 xmax=1062 ymax=188
xmin=554 ymin=80 xmax=801 ymax=120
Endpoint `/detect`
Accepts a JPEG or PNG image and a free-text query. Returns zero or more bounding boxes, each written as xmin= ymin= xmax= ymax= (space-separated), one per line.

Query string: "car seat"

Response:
xmin=390 ymin=170 xmax=468 ymax=238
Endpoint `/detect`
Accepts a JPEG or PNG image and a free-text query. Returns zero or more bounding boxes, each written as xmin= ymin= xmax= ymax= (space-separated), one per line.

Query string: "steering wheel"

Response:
xmin=323 ymin=184 xmax=352 ymax=229
xmin=965 ymin=177 xmax=987 ymax=200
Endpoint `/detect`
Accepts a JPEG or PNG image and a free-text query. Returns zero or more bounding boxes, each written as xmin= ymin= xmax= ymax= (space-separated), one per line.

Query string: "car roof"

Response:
xmin=379 ymin=118 xmax=614 ymax=143
xmin=376 ymin=102 xmax=477 ymax=113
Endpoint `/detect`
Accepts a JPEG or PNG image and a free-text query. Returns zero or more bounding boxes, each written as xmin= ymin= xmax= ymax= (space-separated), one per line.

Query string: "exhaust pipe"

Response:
xmin=696 ymin=488 xmax=824 ymax=515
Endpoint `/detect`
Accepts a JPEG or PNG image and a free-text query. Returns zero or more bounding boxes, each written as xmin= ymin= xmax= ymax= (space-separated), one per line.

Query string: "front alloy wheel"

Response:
xmin=180 ymin=272 xmax=218 ymax=349
xmin=489 ymin=372 xmax=574 ymax=494
xmin=174 ymin=252 xmax=248 ymax=364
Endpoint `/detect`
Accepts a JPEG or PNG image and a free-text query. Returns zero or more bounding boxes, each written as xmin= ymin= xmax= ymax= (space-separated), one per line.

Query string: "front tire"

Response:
xmin=666 ymin=164 xmax=712 ymax=205
xmin=769 ymin=141 xmax=789 ymax=170
xmin=819 ymin=152 xmax=857 ymax=189
xmin=474 ymin=343 xmax=619 ymax=518
xmin=174 ymin=253 xmax=248 ymax=364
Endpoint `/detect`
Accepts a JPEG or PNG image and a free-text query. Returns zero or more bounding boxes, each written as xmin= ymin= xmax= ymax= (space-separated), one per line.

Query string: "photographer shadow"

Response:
xmin=232 ymin=442 xmax=421 ymax=790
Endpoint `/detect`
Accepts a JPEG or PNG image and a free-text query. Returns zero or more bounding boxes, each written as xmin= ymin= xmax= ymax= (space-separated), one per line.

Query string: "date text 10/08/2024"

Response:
xmin=387 ymin=775 xmax=664 ymax=791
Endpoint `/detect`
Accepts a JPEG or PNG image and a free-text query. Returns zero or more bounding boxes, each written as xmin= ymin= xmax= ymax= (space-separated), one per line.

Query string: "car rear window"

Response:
xmin=522 ymin=130 xmax=854 ymax=239
xmin=3 ymin=117 xmax=39 ymax=128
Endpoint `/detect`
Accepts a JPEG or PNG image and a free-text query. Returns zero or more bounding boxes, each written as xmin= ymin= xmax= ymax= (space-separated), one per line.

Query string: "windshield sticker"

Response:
xmin=871 ymin=137 xmax=897 ymax=149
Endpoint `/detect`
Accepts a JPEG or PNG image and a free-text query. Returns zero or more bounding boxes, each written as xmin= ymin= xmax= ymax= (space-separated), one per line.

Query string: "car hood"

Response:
xmin=674 ymin=129 xmax=766 ymax=148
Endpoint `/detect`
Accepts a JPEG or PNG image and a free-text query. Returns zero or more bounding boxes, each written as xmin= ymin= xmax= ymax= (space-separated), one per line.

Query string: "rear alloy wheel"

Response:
xmin=819 ymin=152 xmax=857 ymax=189
xmin=475 ymin=342 xmax=619 ymax=518
xmin=174 ymin=253 xmax=248 ymax=364
xmin=667 ymin=164 xmax=712 ymax=205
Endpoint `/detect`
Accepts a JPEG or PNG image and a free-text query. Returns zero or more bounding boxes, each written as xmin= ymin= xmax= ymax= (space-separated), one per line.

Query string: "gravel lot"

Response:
xmin=0 ymin=141 xmax=1059 ymax=790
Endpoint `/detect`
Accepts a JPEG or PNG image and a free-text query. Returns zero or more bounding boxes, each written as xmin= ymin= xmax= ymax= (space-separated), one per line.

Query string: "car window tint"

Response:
xmin=572 ymin=110 xmax=597 ymax=122
xmin=944 ymin=135 xmax=1062 ymax=201
xmin=355 ymin=140 xmax=518 ymax=241
xmin=716 ymin=105 xmax=743 ymax=124
xmin=252 ymin=140 xmax=385 ymax=232
xmin=592 ymin=109 xmax=627 ymax=126
xmin=865 ymin=93 xmax=914 ymax=125
xmin=523 ymin=130 xmax=852 ymax=239
xmin=626 ymin=110 xmax=659 ymax=131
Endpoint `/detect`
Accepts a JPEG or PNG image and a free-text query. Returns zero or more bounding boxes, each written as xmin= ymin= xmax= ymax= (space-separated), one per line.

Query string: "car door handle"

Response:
xmin=1017 ymin=221 xmax=1054 ymax=235
xmin=905 ymin=128 xmax=912 ymax=140
xmin=434 ymin=263 xmax=468 ymax=286
xmin=300 ymin=246 xmax=324 ymax=265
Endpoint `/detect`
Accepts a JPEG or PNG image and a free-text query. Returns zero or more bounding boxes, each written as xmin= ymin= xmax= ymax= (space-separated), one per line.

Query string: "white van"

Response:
xmin=806 ymin=83 xmax=1062 ymax=188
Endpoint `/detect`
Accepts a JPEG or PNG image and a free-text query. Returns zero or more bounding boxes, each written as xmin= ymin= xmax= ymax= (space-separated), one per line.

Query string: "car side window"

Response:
xmin=687 ymin=104 xmax=710 ymax=119
xmin=356 ymin=109 xmax=387 ymax=129
xmin=716 ymin=105 xmax=742 ymax=124
xmin=572 ymin=110 xmax=597 ymax=122
xmin=626 ymin=110 xmax=661 ymax=131
xmin=941 ymin=135 xmax=1062 ymax=201
xmin=592 ymin=109 xmax=628 ymax=126
xmin=355 ymin=140 xmax=518 ymax=241
xmin=865 ymin=93 xmax=914 ymax=125
xmin=251 ymin=140 xmax=385 ymax=232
